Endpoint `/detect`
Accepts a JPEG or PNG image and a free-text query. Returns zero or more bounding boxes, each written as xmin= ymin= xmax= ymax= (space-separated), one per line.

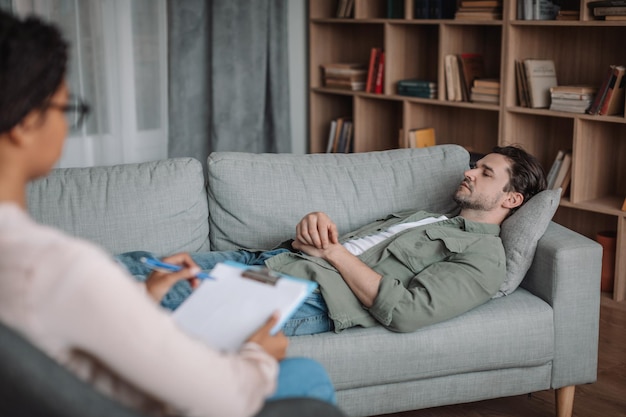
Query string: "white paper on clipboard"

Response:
xmin=171 ymin=260 xmax=317 ymax=351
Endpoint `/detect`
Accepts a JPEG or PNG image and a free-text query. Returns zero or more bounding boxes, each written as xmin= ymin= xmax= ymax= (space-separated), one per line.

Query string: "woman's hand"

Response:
xmin=246 ymin=312 xmax=288 ymax=361
xmin=145 ymin=253 xmax=201 ymax=303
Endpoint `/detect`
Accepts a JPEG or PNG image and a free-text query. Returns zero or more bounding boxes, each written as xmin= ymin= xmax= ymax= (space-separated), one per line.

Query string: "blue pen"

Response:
xmin=140 ymin=257 xmax=214 ymax=280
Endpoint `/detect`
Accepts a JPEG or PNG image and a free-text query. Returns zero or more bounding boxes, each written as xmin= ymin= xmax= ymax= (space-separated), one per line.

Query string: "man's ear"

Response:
xmin=503 ymin=191 xmax=524 ymax=210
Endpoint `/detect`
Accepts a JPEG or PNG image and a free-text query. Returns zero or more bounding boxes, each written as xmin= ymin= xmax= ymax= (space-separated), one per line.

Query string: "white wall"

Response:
xmin=288 ymin=1 xmax=307 ymax=154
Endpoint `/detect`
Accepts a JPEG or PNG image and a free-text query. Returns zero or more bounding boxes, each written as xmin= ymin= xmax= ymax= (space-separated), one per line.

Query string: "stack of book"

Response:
xmin=588 ymin=0 xmax=626 ymax=20
xmin=397 ymin=79 xmax=437 ymax=98
xmin=470 ymin=78 xmax=500 ymax=104
xmin=515 ymin=58 xmax=558 ymax=108
xmin=455 ymin=0 xmax=502 ymax=20
xmin=366 ymin=48 xmax=385 ymax=94
xmin=325 ymin=117 xmax=353 ymax=153
xmin=549 ymin=85 xmax=597 ymax=114
xmin=322 ymin=63 xmax=367 ymax=91
xmin=546 ymin=149 xmax=573 ymax=194
xmin=587 ymin=64 xmax=626 ymax=116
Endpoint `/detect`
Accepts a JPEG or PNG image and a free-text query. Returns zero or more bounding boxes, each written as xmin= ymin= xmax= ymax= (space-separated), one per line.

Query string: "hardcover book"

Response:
xmin=599 ymin=65 xmax=626 ymax=115
xmin=524 ymin=59 xmax=558 ymax=108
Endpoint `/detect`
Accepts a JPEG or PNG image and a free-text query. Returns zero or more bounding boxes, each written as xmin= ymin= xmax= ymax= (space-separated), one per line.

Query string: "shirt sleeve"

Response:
xmin=34 ymin=242 xmax=278 ymax=417
xmin=367 ymin=239 xmax=506 ymax=333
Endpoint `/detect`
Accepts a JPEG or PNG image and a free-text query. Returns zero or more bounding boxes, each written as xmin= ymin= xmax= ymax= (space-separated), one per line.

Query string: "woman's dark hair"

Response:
xmin=0 ymin=10 xmax=68 ymax=133
xmin=493 ymin=145 xmax=547 ymax=212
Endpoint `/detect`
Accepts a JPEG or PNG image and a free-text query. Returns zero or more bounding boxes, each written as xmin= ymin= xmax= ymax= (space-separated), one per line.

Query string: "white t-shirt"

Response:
xmin=0 ymin=203 xmax=276 ymax=417
xmin=342 ymin=215 xmax=448 ymax=256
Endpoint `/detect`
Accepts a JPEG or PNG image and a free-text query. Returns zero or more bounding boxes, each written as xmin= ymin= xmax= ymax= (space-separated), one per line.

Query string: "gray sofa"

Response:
xmin=24 ymin=145 xmax=601 ymax=417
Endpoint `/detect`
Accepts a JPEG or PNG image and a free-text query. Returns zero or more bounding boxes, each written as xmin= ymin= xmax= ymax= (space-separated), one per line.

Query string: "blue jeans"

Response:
xmin=268 ymin=358 xmax=337 ymax=405
xmin=115 ymin=250 xmax=334 ymax=336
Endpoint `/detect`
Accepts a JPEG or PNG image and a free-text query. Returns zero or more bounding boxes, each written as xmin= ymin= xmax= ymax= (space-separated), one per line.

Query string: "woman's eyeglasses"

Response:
xmin=46 ymin=95 xmax=91 ymax=129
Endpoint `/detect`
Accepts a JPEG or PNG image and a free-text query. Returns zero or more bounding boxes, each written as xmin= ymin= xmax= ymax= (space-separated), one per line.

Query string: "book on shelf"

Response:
xmin=365 ymin=48 xmax=384 ymax=94
xmin=415 ymin=0 xmax=456 ymax=19
xmin=326 ymin=117 xmax=353 ymax=154
xmin=387 ymin=0 xmax=405 ymax=18
xmin=397 ymin=79 xmax=437 ymax=98
xmin=444 ymin=54 xmax=462 ymax=101
xmin=515 ymin=60 xmax=529 ymax=107
xmin=519 ymin=0 xmax=558 ymax=20
xmin=587 ymin=65 xmax=615 ymax=115
xmin=546 ymin=150 xmax=572 ymax=192
xmin=366 ymin=48 xmax=382 ymax=93
xmin=622 ymin=197 xmax=626 ymax=211
xmin=552 ymin=151 xmax=572 ymax=193
xmin=336 ymin=0 xmax=354 ymax=18
xmin=430 ymin=0 xmax=458 ymax=18
xmin=374 ymin=51 xmax=385 ymax=94
xmin=555 ymin=10 xmax=580 ymax=20
xmin=549 ymin=85 xmax=597 ymax=96
xmin=523 ymin=59 xmax=558 ymax=108
xmin=461 ymin=0 xmax=501 ymax=6
xmin=473 ymin=78 xmax=500 ymax=89
xmin=545 ymin=150 xmax=565 ymax=190
xmin=408 ymin=127 xmax=436 ymax=148
xmin=458 ymin=53 xmax=486 ymax=101
xmin=599 ymin=65 xmax=626 ymax=116
xmin=588 ymin=65 xmax=626 ymax=116
xmin=470 ymin=91 xmax=499 ymax=104
xmin=593 ymin=6 xmax=626 ymax=16
xmin=325 ymin=120 xmax=338 ymax=153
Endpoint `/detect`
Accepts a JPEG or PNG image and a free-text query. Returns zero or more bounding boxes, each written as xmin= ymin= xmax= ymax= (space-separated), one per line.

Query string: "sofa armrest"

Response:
xmin=520 ymin=221 xmax=602 ymax=388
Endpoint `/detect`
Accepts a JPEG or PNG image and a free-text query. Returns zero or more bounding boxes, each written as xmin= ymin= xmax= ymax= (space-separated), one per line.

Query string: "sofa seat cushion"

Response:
xmin=207 ymin=145 xmax=468 ymax=251
xmin=287 ymin=289 xmax=553 ymax=390
xmin=26 ymin=158 xmax=210 ymax=256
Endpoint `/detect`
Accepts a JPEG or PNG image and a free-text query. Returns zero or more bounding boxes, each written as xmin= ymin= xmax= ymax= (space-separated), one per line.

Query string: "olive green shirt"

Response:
xmin=266 ymin=210 xmax=505 ymax=333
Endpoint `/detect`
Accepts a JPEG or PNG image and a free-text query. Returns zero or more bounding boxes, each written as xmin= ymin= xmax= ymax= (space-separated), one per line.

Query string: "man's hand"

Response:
xmin=145 ymin=253 xmax=201 ymax=303
xmin=246 ymin=313 xmax=288 ymax=361
xmin=295 ymin=212 xmax=339 ymax=250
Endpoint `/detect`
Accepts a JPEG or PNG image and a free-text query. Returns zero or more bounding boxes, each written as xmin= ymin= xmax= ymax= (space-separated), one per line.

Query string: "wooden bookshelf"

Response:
xmin=308 ymin=0 xmax=626 ymax=301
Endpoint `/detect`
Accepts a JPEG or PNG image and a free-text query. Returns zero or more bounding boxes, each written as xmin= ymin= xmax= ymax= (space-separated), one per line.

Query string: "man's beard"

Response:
xmin=454 ymin=182 xmax=503 ymax=211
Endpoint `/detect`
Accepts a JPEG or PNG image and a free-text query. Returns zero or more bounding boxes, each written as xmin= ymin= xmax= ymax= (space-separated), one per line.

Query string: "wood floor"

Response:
xmin=379 ymin=296 xmax=626 ymax=417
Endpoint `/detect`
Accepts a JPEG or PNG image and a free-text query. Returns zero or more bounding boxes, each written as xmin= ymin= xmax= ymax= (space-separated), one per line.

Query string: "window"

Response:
xmin=14 ymin=0 xmax=168 ymax=167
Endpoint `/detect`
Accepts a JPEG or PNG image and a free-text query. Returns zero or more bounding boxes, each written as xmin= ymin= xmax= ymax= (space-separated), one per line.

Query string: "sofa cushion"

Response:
xmin=495 ymin=188 xmax=561 ymax=298
xmin=287 ymin=288 xmax=554 ymax=391
xmin=26 ymin=158 xmax=210 ymax=256
xmin=207 ymin=145 xmax=468 ymax=251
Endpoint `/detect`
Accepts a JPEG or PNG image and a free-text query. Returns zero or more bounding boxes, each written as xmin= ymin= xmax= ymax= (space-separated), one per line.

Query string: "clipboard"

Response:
xmin=171 ymin=260 xmax=317 ymax=351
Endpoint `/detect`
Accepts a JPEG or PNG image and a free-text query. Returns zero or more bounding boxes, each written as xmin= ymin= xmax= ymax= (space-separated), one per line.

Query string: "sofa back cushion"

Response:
xmin=26 ymin=158 xmax=210 ymax=256
xmin=207 ymin=145 xmax=468 ymax=251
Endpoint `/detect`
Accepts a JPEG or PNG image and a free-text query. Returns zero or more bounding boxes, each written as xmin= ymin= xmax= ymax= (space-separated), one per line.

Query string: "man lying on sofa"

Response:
xmin=118 ymin=145 xmax=546 ymax=336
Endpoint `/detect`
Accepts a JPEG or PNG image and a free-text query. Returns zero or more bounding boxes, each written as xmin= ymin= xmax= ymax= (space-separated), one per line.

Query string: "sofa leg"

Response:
xmin=555 ymin=385 xmax=575 ymax=417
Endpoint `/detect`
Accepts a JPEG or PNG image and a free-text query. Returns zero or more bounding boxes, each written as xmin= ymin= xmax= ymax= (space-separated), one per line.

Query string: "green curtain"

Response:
xmin=167 ymin=0 xmax=291 ymax=166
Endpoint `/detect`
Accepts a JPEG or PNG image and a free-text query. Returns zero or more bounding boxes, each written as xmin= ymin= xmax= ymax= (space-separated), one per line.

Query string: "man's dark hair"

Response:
xmin=0 ymin=10 xmax=68 ymax=133
xmin=493 ymin=145 xmax=547 ymax=211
